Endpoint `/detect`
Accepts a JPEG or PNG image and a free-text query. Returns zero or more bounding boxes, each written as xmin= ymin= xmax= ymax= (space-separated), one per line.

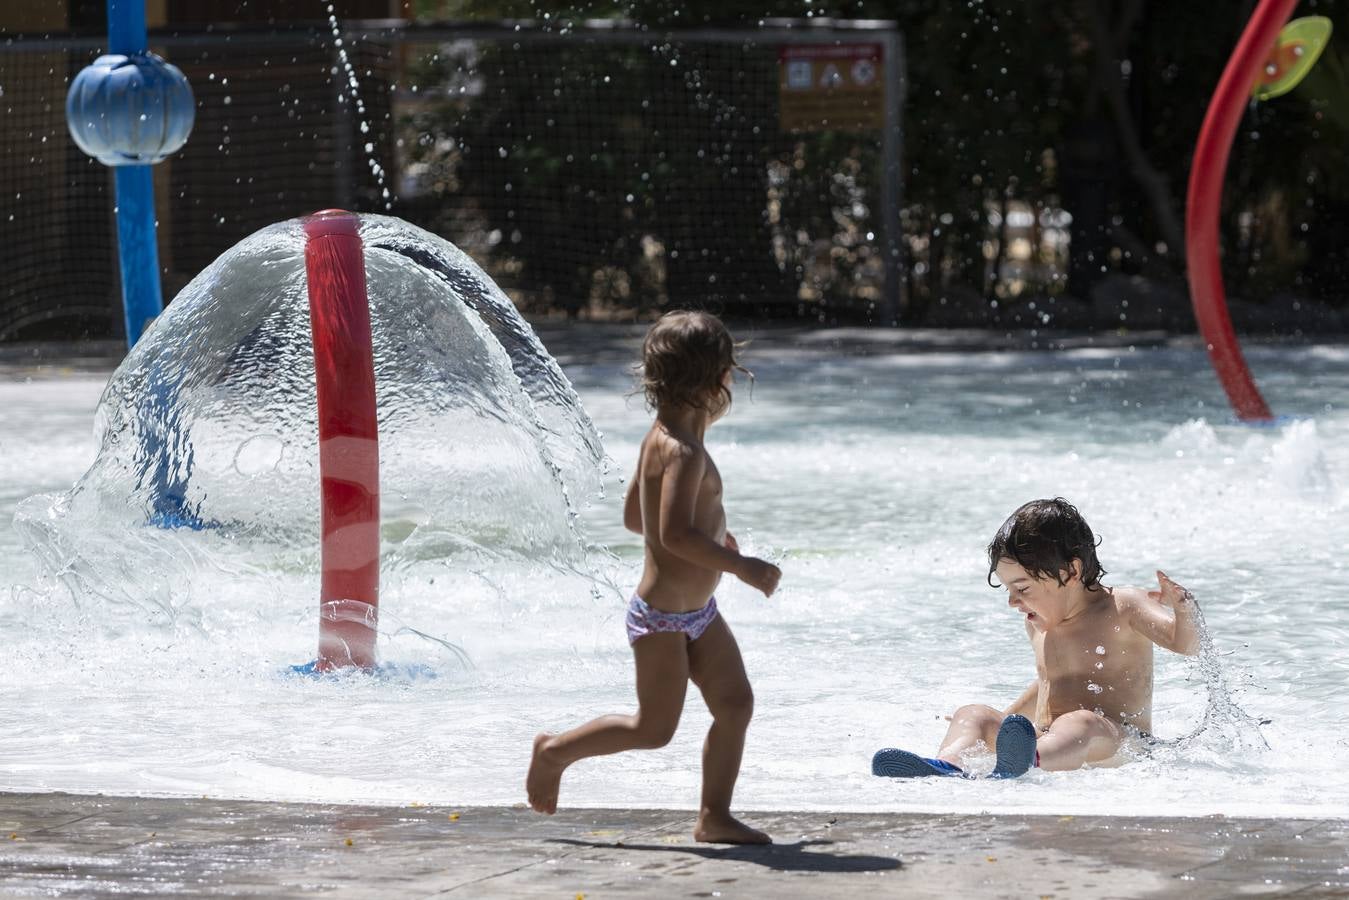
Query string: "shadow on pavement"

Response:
xmin=548 ymin=837 xmax=903 ymax=874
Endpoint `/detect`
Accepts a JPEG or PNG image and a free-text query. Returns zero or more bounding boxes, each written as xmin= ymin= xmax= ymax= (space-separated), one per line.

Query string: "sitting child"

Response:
xmin=873 ymin=497 xmax=1200 ymax=778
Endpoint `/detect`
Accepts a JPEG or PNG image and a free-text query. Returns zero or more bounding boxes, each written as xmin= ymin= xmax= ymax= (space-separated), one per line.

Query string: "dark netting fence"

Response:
xmin=0 ymin=42 xmax=118 ymax=340
xmin=0 ymin=22 xmax=902 ymax=342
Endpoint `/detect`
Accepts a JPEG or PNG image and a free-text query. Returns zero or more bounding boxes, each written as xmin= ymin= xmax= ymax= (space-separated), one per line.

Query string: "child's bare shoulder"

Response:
xmin=1109 ymin=585 xmax=1150 ymax=612
xmin=642 ymin=426 xmax=703 ymax=470
xmin=1111 ymin=585 xmax=1154 ymax=604
xmin=1109 ymin=585 xmax=1161 ymax=634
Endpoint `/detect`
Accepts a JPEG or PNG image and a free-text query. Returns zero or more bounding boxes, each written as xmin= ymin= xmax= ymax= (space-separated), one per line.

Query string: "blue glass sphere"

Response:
xmin=66 ymin=52 xmax=195 ymax=166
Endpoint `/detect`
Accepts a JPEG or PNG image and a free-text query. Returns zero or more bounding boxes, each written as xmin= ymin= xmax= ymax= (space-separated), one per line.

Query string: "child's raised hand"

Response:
xmin=1149 ymin=570 xmax=1195 ymax=608
xmin=724 ymin=532 xmax=739 ymax=552
xmin=737 ymin=556 xmax=781 ymax=597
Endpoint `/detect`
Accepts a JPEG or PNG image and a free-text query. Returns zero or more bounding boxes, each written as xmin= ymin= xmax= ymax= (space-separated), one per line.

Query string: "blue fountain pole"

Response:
xmin=66 ymin=2 xmax=197 ymax=523
xmin=108 ymin=0 xmax=163 ymax=346
xmin=66 ymin=0 xmax=193 ymax=347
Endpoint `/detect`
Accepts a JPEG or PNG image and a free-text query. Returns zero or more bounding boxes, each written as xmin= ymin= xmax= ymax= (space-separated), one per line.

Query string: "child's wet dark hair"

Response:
xmin=639 ymin=310 xmax=749 ymax=413
xmin=986 ymin=498 xmax=1106 ymax=589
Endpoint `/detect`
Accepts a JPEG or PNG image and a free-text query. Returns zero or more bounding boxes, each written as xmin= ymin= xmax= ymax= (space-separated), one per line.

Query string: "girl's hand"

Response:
xmin=1148 ymin=570 xmax=1194 ymax=609
xmin=737 ymin=557 xmax=781 ymax=597
xmin=724 ymin=532 xmax=739 ymax=552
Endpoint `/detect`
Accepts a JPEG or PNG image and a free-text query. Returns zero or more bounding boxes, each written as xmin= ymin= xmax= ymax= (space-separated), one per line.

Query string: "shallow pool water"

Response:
xmin=2 ymin=330 xmax=1346 ymax=818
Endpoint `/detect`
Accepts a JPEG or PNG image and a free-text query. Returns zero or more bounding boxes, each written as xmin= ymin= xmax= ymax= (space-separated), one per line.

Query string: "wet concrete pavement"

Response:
xmin=1 ymin=792 xmax=1346 ymax=898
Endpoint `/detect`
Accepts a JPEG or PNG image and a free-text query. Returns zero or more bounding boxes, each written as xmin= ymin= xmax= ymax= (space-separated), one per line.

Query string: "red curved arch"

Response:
xmin=1185 ymin=0 xmax=1297 ymax=422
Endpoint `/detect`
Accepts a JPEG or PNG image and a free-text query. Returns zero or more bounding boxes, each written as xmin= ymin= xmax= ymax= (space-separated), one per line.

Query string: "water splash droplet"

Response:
xmin=325 ymin=10 xmax=390 ymax=209
xmin=1177 ymin=600 xmax=1268 ymax=752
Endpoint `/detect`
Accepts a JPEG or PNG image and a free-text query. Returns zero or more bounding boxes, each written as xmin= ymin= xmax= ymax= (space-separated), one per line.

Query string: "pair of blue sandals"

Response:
xmin=871 ymin=714 xmax=1037 ymax=779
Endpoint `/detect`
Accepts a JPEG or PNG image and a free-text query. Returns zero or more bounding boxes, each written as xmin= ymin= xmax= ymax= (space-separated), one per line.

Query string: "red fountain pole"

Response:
xmin=303 ymin=209 xmax=380 ymax=671
xmin=1185 ymin=0 xmax=1296 ymax=423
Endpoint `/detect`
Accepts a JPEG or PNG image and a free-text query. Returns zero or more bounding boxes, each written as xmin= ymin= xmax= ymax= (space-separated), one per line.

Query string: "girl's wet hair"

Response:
xmin=638 ymin=310 xmax=749 ymax=413
xmin=986 ymin=498 xmax=1106 ymax=589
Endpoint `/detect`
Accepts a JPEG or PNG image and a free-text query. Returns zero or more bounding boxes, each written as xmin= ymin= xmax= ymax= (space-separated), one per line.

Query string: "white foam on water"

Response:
xmin=2 ymin=335 xmax=1347 ymax=818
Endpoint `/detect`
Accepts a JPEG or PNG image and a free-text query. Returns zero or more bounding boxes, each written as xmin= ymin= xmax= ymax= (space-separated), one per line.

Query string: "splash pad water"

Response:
xmin=3 ymin=327 xmax=1348 ymax=815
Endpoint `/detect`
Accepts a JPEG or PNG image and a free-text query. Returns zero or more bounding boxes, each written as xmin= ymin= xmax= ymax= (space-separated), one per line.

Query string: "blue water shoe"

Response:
xmin=989 ymin=714 xmax=1037 ymax=778
xmin=871 ymin=748 xmax=966 ymax=778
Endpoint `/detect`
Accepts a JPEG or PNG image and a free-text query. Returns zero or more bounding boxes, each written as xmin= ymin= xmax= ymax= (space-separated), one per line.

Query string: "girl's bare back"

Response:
xmin=634 ymin=425 xmax=727 ymax=612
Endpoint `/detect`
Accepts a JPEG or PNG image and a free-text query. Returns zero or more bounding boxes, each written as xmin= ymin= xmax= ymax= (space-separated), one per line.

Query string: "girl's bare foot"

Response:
xmin=693 ymin=811 xmax=771 ymax=844
xmin=526 ymin=733 xmax=564 ymax=814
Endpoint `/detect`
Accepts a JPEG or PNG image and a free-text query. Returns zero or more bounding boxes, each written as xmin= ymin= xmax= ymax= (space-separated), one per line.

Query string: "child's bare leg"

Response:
xmin=935 ymin=704 xmax=1003 ymax=765
xmin=1035 ymin=710 xmax=1123 ymax=771
xmin=527 ymin=632 xmax=689 ymax=814
xmin=687 ymin=616 xmax=769 ymax=844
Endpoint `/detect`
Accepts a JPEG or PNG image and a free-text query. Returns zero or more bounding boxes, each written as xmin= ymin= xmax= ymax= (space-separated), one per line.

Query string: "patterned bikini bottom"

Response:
xmin=624 ymin=594 xmax=719 ymax=645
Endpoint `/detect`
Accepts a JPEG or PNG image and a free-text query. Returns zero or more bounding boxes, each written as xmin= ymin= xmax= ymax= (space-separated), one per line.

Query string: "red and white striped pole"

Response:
xmin=303 ymin=209 xmax=380 ymax=671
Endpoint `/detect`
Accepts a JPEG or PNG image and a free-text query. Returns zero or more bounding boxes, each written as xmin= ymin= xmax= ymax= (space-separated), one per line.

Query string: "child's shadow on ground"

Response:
xmin=548 ymin=837 xmax=902 ymax=874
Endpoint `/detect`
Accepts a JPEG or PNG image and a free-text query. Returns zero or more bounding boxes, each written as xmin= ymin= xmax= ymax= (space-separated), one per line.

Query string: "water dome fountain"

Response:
xmin=16 ymin=213 xmax=606 ymax=670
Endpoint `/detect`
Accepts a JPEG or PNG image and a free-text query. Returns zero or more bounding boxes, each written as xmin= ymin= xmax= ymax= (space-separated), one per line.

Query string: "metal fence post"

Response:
xmin=880 ymin=29 xmax=906 ymax=326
